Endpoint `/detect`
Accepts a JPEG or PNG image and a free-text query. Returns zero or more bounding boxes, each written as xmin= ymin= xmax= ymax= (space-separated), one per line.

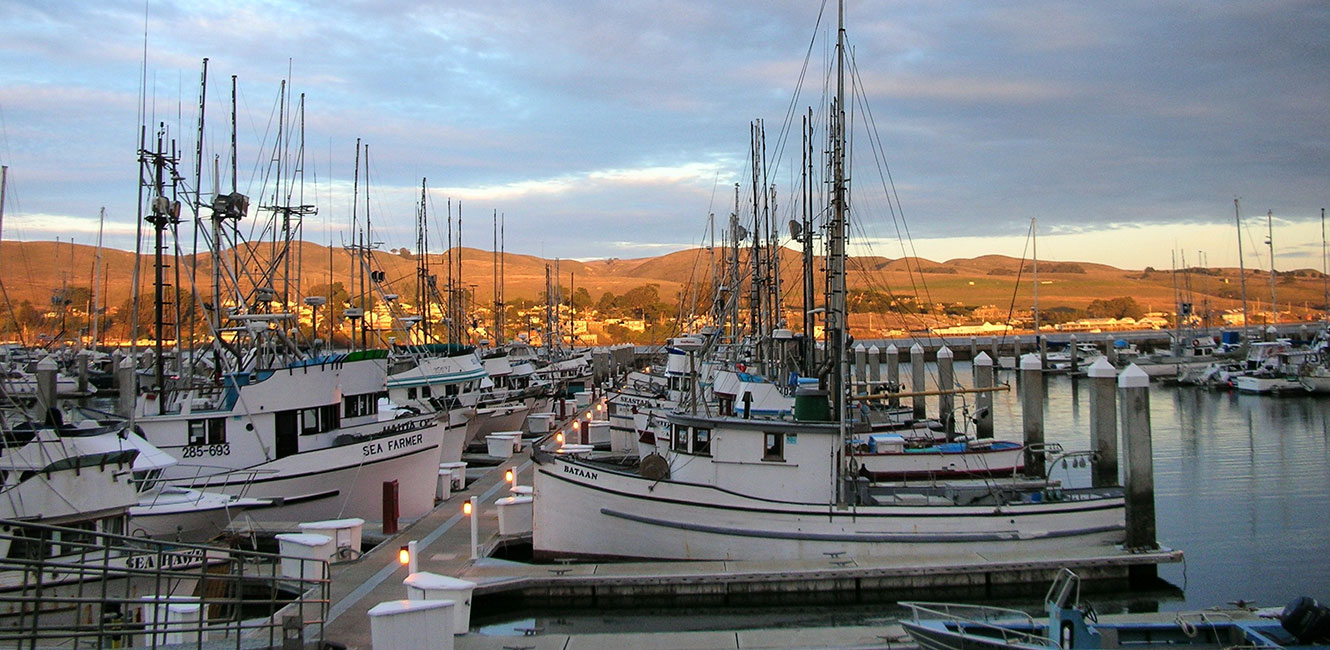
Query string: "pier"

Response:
xmin=319 ymin=417 xmax=1180 ymax=648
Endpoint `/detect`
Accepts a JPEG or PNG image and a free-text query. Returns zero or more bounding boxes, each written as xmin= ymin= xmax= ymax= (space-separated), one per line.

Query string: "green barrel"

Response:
xmin=793 ymin=387 xmax=831 ymax=422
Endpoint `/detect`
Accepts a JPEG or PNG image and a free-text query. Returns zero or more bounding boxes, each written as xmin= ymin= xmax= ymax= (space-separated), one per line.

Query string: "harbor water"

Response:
xmin=475 ymin=363 xmax=1330 ymax=634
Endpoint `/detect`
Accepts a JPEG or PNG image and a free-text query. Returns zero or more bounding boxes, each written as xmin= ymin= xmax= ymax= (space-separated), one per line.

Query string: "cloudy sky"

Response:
xmin=1 ymin=0 xmax=1327 ymax=271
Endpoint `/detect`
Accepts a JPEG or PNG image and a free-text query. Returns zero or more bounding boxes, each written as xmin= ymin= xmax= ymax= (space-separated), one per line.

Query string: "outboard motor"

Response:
xmin=1281 ymin=596 xmax=1330 ymax=643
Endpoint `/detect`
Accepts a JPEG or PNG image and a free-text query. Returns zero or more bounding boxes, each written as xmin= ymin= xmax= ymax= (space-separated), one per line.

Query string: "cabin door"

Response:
xmin=275 ymin=410 xmax=299 ymax=459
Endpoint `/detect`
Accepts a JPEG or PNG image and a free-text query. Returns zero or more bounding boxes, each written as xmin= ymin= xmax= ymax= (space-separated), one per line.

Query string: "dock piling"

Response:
xmin=910 ymin=343 xmax=926 ymax=420
xmin=35 ymin=356 xmax=57 ymax=422
xmin=974 ymin=352 xmax=994 ymax=439
xmin=1020 ymin=353 xmax=1045 ymax=477
xmin=886 ymin=345 xmax=900 ymax=409
xmin=1119 ymin=363 xmax=1158 ymax=583
xmin=867 ymin=344 xmax=881 ymax=393
xmin=854 ymin=344 xmax=867 ymax=393
xmin=938 ymin=346 xmax=955 ymax=434
xmin=76 ymin=349 xmax=89 ymax=395
xmin=117 ymin=356 xmax=135 ymax=418
xmin=1069 ymin=334 xmax=1080 ymax=375
xmin=1088 ymin=358 xmax=1119 ymax=487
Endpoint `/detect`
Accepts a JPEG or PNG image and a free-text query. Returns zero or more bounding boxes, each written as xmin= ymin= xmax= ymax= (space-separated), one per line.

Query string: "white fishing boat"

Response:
xmin=134 ymin=347 xmax=445 ymax=525
xmin=533 ymin=0 xmax=1125 ymax=563
xmin=384 ymin=343 xmax=487 ymax=463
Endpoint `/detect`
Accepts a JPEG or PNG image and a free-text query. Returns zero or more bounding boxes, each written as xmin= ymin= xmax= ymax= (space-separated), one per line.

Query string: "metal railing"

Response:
xmin=0 ymin=518 xmax=328 ymax=649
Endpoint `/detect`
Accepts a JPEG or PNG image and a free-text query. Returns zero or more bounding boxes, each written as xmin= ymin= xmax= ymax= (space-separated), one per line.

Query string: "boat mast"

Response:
xmin=493 ymin=209 xmax=499 ymax=345
xmin=1322 ymin=207 xmax=1328 ymax=323
xmin=1234 ymin=198 xmax=1249 ymax=337
xmin=1032 ymin=217 xmax=1039 ymax=336
xmin=802 ymin=108 xmax=816 ymax=376
xmin=92 ymin=207 xmax=105 ymax=349
xmin=827 ymin=0 xmax=849 ymax=506
xmin=1266 ymin=209 xmax=1277 ymax=326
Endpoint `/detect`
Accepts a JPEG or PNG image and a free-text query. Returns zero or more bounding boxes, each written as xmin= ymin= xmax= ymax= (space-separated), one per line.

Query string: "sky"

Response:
xmin=1 ymin=0 xmax=1328 ymax=272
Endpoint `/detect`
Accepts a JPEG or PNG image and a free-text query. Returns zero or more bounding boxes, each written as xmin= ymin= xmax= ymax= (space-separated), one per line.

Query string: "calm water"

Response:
xmin=474 ymin=364 xmax=1330 ymax=633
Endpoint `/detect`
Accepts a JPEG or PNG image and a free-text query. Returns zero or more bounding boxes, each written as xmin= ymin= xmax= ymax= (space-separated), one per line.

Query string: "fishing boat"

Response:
xmin=532 ymin=0 xmax=1125 ymax=562
xmin=900 ymin=568 xmax=1330 ymax=650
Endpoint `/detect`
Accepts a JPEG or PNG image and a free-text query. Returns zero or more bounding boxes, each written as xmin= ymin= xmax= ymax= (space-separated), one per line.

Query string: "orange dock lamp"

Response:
xmin=555 ymin=430 xmax=564 ymax=445
xmin=504 ymin=468 xmax=515 ymax=486
xmin=398 ymin=540 xmax=418 ymax=574
xmin=464 ymin=496 xmax=479 ymax=560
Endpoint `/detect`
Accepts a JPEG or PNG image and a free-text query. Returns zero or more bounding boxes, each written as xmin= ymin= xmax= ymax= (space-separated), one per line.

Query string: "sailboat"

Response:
xmin=531 ymin=1 xmax=1126 ymax=562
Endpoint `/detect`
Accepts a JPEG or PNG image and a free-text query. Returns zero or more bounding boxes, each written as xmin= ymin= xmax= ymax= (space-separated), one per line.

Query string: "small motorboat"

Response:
xmin=901 ymin=568 xmax=1330 ymax=650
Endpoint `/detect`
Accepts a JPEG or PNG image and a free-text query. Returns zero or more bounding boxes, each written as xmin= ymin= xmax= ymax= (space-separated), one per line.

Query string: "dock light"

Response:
xmin=572 ymin=421 xmax=580 ymax=431
xmin=504 ymin=468 xmax=515 ymax=484
xmin=398 ymin=545 xmax=410 ymax=565
xmin=556 ymin=431 xmax=565 ymax=444
xmin=463 ymin=500 xmax=473 ymax=516
xmin=467 ymin=496 xmax=479 ymax=560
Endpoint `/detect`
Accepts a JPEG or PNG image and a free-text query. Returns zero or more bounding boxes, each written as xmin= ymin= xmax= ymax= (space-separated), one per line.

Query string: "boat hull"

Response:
xmin=854 ymin=442 xmax=1025 ymax=481
xmin=532 ymin=455 xmax=1124 ymax=562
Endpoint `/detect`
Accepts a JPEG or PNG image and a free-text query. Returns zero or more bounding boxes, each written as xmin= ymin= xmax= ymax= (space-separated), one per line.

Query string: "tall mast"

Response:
xmin=1032 ymin=217 xmax=1039 ymax=335
xmin=827 ymin=0 xmax=849 ymax=506
xmin=1235 ymin=199 xmax=1249 ymax=336
xmin=0 ymin=165 xmax=8 ymax=266
xmin=500 ymin=212 xmax=505 ymax=344
xmin=92 ymin=207 xmax=105 ymax=348
xmin=1322 ymin=207 xmax=1328 ymax=323
xmin=802 ymin=108 xmax=816 ymax=376
xmin=350 ymin=138 xmax=361 ymax=350
xmin=1266 ymin=209 xmax=1277 ymax=326
xmin=493 ymin=209 xmax=499 ymax=345
xmin=446 ymin=198 xmax=454 ymax=344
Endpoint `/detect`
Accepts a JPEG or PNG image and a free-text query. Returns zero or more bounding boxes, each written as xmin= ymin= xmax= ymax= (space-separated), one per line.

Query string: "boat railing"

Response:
xmin=900 ymin=601 xmax=1057 ymax=649
xmin=0 ymin=517 xmax=328 ymax=649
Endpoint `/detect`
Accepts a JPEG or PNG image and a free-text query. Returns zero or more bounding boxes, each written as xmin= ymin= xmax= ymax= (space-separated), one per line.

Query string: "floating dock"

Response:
xmin=318 ymin=440 xmax=1181 ymax=649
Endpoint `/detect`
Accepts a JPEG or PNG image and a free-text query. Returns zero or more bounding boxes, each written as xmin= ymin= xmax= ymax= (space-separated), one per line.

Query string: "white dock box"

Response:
xmin=436 ymin=468 xmax=452 ymax=501
xmin=368 ymin=599 xmax=455 ymax=650
xmin=586 ymin=420 xmax=610 ymax=446
xmin=485 ymin=433 xmax=516 ymax=458
xmin=137 ymin=595 xmax=200 ymax=647
xmin=575 ymin=391 xmax=592 ymax=409
xmin=403 ymin=572 xmax=476 ymax=635
xmin=439 ymin=461 xmax=467 ymax=490
xmin=494 ymin=495 xmax=534 ymax=536
xmin=275 ymin=533 xmax=334 ymax=580
xmin=527 ymin=411 xmax=554 ymax=434
xmin=511 ymin=485 xmax=532 ymax=497
xmin=297 ymin=518 xmax=365 ymax=560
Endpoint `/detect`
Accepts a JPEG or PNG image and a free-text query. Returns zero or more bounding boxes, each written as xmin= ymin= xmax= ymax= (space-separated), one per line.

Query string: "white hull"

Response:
xmin=472 ymin=402 xmax=532 ymax=440
xmin=1232 ymin=374 xmax=1304 ymax=393
xmin=168 ymin=419 xmax=444 ymax=524
xmin=129 ymin=489 xmax=271 ymax=542
xmin=533 ymin=454 xmax=1124 ymax=561
xmin=1300 ymin=373 xmax=1330 ymax=394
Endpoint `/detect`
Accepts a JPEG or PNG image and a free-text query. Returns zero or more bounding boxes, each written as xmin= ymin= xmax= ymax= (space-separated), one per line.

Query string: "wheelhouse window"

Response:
xmin=671 ymin=424 xmax=687 ymax=452
xmin=421 ymin=386 xmax=432 ymax=398
xmin=407 ymin=387 xmax=417 ymax=400
xmin=343 ymin=393 xmax=379 ymax=418
xmin=187 ymin=418 xmax=225 ymax=446
xmin=301 ymin=405 xmax=339 ymax=435
xmin=763 ymin=432 xmax=785 ymax=461
xmin=691 ymin=427 xmax=711 ymax=456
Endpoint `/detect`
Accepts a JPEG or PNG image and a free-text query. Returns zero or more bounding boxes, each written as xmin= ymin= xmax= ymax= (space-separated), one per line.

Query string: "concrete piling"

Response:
xmin=77 ymin=350 xmax=90 ymax=394
xmin=118 ymin=356 xmax=136 ymax=418
xmin=937 ymin=346 xmax=955 ymax=434
xmin=1069 ymin=334 xmax=1080 ymax=375
xmin=974 ymin=352 xmax=994 ymax=439
xmin=910 ymin=343 xmax=926 ymax=420
xmin=36 ymin=356 xmax=58 ymax=423
xmin=886 ymin=345 xmax=900 ymax=409
xmin=968 ymin=337 xmax=978 ymax=360
xmin=853 ymin=344 xmax=867 ymax=394
xmin=1038 ymin=336 xmax=1048 ymax=371
xmin=1088 ymin=358 xmax=1118 ymax=487
xmin=867 ymin=345 xmax=881 ymax=393
xmin=1119 ymin=364 xmax=1157 ymax=582
xmin=1020 ymin=353 xmax=1045 ymax=477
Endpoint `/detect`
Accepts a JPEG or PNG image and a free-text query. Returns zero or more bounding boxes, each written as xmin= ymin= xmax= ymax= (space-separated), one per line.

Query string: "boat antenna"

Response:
xmin=1235 ymin=198 xmax=1249 ymax=338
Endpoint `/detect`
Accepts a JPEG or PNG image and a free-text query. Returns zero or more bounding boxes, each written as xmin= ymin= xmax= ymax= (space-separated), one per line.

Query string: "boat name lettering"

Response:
xmin=617 ymin=396 xmax=655 ymax=407
xmin=378 ymin=419 xmax=429 ymax=436
xmin=563 ymin=464 xmax=598 ymax=480
xmin=387 ymin=433 xmax=424 ymax=451
xmin=125 ymin=547 xmax=205 ymax=571
xmin=363 ymin=432 xmax=426 ymax=457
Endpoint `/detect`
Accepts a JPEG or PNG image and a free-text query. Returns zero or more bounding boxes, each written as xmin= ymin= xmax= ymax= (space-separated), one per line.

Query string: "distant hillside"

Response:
xmin=2 ymin=240 xmax=1327 ymax=340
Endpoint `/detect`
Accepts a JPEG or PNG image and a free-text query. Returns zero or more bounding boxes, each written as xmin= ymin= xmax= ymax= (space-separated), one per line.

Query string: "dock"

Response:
xmin=318 ymin=442 xmax=1181 ymax=649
